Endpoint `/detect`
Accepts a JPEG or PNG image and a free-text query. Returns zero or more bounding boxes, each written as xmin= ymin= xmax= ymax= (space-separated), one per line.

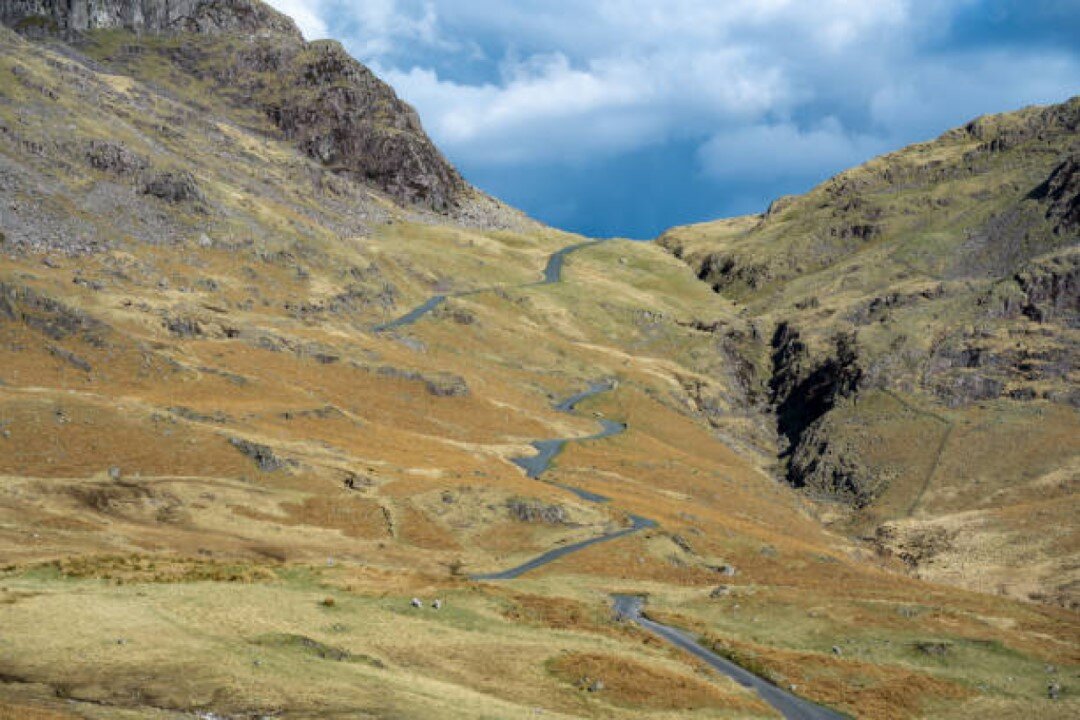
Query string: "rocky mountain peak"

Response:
xmin=0 ymin=0 xmax=302 ymax=39
xmin=1 ymin=0 xmax=476 ymax=213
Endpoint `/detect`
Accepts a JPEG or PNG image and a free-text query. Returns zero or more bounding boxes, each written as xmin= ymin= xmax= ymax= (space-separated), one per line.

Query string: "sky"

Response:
xmin=265 ymin=0 xmax=1080 ymax=239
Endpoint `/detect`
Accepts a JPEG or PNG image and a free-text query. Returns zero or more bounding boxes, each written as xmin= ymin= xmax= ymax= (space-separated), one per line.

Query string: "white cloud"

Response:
xmin=698 ymin=118 xmax=889 ymax=181
xmin=263 ymin=0 xmax=1079 ymax=221
xmin=264 ymin=0 xmax=328 ymax=39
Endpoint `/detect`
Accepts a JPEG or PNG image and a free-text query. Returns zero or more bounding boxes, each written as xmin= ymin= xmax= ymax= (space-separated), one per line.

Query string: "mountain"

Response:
xmin=1 ymin=0 xmax=499 ymax=214
xmin=0 ymin=3 xmax=1077 ymax=719
xmin=661 ymin=98 xmax=1079 ymax=606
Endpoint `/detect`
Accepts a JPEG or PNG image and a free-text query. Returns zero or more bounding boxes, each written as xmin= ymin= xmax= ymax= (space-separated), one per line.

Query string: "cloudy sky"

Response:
xmin=266 ymin=0 xmax=1079 ymax=238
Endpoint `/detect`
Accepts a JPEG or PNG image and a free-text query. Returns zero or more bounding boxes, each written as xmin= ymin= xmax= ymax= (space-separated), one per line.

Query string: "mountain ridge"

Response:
xmin=660 ymin=95 xmax=1079 ymax=607
xmin=0 ymin=5 xmax=1077 ymax=719
xmin=0 ymin=0 xmax=503 ymax=215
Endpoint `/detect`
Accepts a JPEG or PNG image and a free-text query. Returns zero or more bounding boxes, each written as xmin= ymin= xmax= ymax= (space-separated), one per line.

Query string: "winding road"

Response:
xmin=613 ymin=596 xmax=850 ymax=720
xmin=471 ymin=380 xmax=656 ymax=581
xmin=376 ymin=236 xmax=848 ymax=718
xmin=373 ymin=238 xmax=610 ymax=333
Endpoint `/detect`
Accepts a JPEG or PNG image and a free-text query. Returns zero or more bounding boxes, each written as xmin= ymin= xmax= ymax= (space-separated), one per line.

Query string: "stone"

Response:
xmin=108 ymin=466 xmax=121 ymax=480
xmin=142 ymin=171 xmax=204 ymax=204
xmin=670 ymin=533 xmax=694 ymax=554
xmin=0 ymin=0 xmax=303 ymax=39
xmin=507 ymin=498 xmax=568 ymax=525
xmin=913 ymin=641 xmax=952 ymax=656
xmin=85 ymin=140 xmax=147 ymax=176
xmin=709 ymin=585 xmax=731 ymax=599
xmin=228 ymin=437 xmax=288 ymax=472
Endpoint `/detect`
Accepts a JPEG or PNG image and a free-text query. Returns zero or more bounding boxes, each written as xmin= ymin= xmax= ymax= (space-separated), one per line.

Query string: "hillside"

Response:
xmin=0 ymin=2 xmax=1077 ymax=719
xmin=660 ymin=98 xmax=1079 ymax=608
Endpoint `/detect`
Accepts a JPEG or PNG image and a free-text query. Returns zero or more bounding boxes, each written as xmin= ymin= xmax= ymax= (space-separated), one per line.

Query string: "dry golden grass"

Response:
xmin=0 ymin=29 xmax=1074 ymax=719
xmin=550 ymin=651 xmax=773 ymax=715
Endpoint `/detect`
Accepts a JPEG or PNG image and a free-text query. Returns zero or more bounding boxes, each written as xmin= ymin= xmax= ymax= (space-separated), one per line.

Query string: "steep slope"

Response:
xmin=0 ymin=7 xmax=1077 ymax=720
xmin=1 ymin=0 xmax=479 ymax=213
xmin=661 ymin=99 xmax=1080 ymax=608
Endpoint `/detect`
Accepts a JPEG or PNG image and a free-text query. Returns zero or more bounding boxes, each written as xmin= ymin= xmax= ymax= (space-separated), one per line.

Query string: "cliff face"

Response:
xmin=661 ymin=98 xmax=1079 ymax=592
xmin=0 ymin=0 xmax=300 ymax=38
xmin=1 ymin=0 xmax=471 ymax=212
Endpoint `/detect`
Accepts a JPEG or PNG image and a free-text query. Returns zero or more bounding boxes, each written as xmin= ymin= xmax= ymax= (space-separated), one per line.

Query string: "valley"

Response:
xmin=0 ymin=2 xmax=1076 ymax=719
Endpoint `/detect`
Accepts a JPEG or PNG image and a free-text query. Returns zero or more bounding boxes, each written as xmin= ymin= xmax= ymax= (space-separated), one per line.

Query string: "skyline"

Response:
xmin=266 ymin=1 xmax=1080 ymax=238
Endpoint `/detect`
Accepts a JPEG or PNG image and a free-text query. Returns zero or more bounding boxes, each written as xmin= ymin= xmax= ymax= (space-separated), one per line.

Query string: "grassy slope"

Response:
xmin=659 ymin=98 xmax=1079 ymax=608
xmin=0 ymin=25 xmax=1076 ymax=720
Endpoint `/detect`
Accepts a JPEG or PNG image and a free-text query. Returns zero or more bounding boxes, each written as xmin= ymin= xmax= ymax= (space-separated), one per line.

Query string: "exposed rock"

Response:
xmin=913 ymin=641 xmax=952 ymax=657
xmin=788 ymin=420 xmax=887 ymax=506
xmin=264 ymin=40 xmax=466 ymax=211
xmin=163 ymin=314 xmax=202 ymax=338
xmin=1032 ymin=155 xmax=1080 ymax=234
xmin=85 ymin=140 xmax=147 ymax=176
xmin=0 ymin=282 xmax=109 ymax=346
xmin=506 ymin=498 xmax=568 ymax=525
xmin=142 ymin=170 xmax=203 ymax=204
xmin=874 ymin=524 xmax=954 ymax=570
xmin=709 ymin=585 xmax=732 ymax=598
xmin=47 ymin=343 xmax=92 ymax=371
xmin=0 ymin=0 xmax=302 ymax=39
xmin=169 ymin=406 xmax=230 ymax=424
xmin=2 ymin=2 xmax=468 ymax=212
xmin=669 ymin=533 xmax=695 ymax=554
xmin=376 ymin=366 xmax=469 ymax=397
xmin=770 ymin=325 xmax=862 ymax=459
xmin=931 ymin=372 xmax=1005 ymax=408
xmin=1013 ymin=249 xmax=1080 ymax=324
xmin=228 ymin=437 xmax=289 ymax=472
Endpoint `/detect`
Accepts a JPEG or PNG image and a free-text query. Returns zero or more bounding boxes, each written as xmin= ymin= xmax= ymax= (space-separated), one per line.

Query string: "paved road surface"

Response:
xmin=373 ymin=239 xmax=609 ymax=332
xmin=612 ymin=595 xmax=850 ymax=720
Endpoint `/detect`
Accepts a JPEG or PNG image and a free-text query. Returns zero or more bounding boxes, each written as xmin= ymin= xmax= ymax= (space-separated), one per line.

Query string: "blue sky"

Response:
xmin=266 ymin=1 xmax=1080 ymax=239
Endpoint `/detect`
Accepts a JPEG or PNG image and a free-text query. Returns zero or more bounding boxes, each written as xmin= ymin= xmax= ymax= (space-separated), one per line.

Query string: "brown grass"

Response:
xmin=232 ymin=495 xmax=390 ymax=540
xmin=697 ymin=632 xmax=972 ymax=720
xmin=549 ymin=651 xmax=772 ymax=714
xmin=0 ymin=703 xmax=80 ymax=720
xmin=44 ymin=554 xmax=276 ymax=584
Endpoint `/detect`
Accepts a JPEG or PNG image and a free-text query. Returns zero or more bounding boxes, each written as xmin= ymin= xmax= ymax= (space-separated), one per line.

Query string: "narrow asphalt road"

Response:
xmin=469 ymin=514 xmax=656 ymax=581
xmin=612 ymin=595 xmax=850 ymax=720
xmin=373 ymin=236 xmax=853 ymax=717
xmin=372 ymin=238 xmax=611 ymax=333
xmin=471 ymin=380 xmax=653 ymax=580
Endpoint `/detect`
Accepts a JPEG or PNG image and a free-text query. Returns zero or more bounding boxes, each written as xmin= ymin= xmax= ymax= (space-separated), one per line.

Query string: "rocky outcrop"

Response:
xmin=788 ymin=421 xmax=886 ymax=507
xmin=0 ymin=0 xmax=301 ymax=39
xmin=264 ymin=41 xmax=467 ymax=211
xmin=769 ymin=325 xmax=862 ymax=454
xmin=142 ymin=170 xmax=203 ymax=204
xmin=506 ymin=498 xmax=569 ymax=525
xmin=1034 ymin=155 xmax=1080 ymax=234
xmin=228 ymin=437 xmax=291 ymax=472
xmin=995 ymin=248 xmax=1080 ymax=325
xmin=2 ymin=1 xmax=469 ymax=212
